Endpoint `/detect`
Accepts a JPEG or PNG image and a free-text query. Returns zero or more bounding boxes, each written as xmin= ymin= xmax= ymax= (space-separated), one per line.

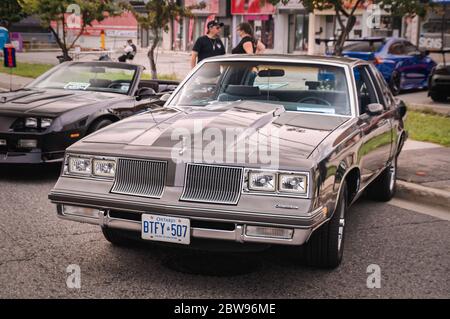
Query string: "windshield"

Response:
xmin=28 ymin=63 xmax=137 ymax=94
xmin=169 ymin=61 xmax=351 ymax=115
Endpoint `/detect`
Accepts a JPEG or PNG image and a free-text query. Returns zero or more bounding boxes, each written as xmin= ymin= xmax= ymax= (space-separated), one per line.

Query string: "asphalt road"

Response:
xmin=0 ymin=164 xmax=449 ymax=299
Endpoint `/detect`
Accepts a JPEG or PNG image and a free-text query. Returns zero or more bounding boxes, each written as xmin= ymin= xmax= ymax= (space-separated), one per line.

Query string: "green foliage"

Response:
xmin=0 ymin=60 xmax=53 ymax=78
xmin=405 ymin=111 xmax=450 ymax=147
xmin=0 ymin=0 xmax=27 ymax=29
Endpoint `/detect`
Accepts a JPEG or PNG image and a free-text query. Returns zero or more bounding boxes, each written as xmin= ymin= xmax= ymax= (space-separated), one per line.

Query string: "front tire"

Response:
xmin=430 ymin=92 xmax=448 ymax=102
xmin=102 ymin=227 xmax=136 ymax=246
xmin=366 ymin=158 xmax=397 ymax=202
xmin=88 ymin=118 xmax=114 ymax=134
xmin=389 ymin=71 xmax=402 ymax=96
xmin=304 ymin=181 xmax=348 ymax=269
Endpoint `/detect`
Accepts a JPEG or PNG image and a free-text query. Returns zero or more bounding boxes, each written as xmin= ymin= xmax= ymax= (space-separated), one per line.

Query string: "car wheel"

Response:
xmin=101 ymin=227 xmax=136 ymax=246
xmin=304 ymin=181 xmax=348 ymax=269
xmin=88 ymin=118 xmax=114 ymax=134
xmin=366 ymin=157 xmax=397 ymax=202
xmin=389 ymin=72 xmax=401 ymax=96
xmin=430 ymin=92 xmax=448 ymax=102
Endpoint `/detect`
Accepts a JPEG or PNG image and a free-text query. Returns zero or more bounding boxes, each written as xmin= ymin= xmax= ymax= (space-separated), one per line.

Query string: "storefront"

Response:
xmin=418 ymin=1 xmax=450 ymax=50
xmin=274 ymin=1 xmax=309 ymax=53
xmin=231 ymin=0 xmax=276 ymax=50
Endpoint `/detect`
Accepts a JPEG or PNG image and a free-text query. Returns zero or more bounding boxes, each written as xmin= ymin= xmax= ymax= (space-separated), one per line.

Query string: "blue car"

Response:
xmin=342 ymin=37 xmax=436 ymax=95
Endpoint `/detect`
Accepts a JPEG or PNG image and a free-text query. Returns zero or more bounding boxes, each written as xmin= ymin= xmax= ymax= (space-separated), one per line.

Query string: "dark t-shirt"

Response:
xmin=232 ymin=36 xmax=256 ymax=54
xmin=193 ymin=35 xmax=226 ymax=62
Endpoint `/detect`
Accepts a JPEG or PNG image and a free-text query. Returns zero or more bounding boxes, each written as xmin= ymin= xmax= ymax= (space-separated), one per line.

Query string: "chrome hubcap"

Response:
xmin=337 ymin=203 xmax=346 ymax=252
xmin=389 ymin=161 xmax=396 ymax=192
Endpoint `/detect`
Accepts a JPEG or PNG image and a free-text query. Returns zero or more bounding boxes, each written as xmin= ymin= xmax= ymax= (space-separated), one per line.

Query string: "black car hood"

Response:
xmin=0 ymin=89 xmax=123 ymax=116
xmin=78 ymin=101 xmax=349 ymax=162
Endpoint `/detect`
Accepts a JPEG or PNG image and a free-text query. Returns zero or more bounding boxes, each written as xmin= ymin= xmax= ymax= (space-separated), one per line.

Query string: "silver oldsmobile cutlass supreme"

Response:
xmin=49 ymin=55 xmax=407 ymax=268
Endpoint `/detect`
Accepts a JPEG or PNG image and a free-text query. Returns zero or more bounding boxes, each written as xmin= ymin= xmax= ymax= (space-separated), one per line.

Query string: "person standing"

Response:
xmin=232 ymin=22 xmax=265 ymax=55
xmin=191 ymin=20 xmax=226 ymax=68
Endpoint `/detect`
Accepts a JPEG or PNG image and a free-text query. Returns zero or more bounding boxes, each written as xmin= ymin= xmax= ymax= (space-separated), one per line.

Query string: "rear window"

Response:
xmin=343 ymin=41 xmax=384 ymax=52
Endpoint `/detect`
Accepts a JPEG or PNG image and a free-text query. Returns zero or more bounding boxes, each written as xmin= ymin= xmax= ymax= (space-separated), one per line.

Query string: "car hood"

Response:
xmin=0 ymin=88 xmax=123 ymax=116
xmin=77 ymin=101 xmax=349 ymax=164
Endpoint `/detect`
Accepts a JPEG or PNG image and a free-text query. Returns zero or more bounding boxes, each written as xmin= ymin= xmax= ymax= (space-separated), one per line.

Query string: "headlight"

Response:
xmin=248 ymin=171 xmax=276 ymax=192
xmin=279 ymin=173 xmax=308 ymax=194
xmin=68 ymin=156 xmax=92 ymax=176
xmin=244 ymin=169 xmax=309 ymax=197
xmin=25 ymin=117 xmax=38 ymax=128
xmin=93 ymin=159 xmax=116 ymax=178
xmin=40 ymin=118 xmax=53 ymax=129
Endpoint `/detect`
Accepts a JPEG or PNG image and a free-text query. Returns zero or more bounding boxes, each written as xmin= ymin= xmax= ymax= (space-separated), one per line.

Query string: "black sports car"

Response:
xmin=428 ymin=49 xmax=450 ymax=103
xmin=0 ymin=61 xmax=178 ymax=163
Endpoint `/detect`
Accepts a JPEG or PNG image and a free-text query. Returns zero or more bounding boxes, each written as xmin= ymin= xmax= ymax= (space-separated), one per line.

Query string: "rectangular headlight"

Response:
xmin=248 ymin=170 xmax=276 ymax=192
xmin=93 ymin=158 xmax=116 ymax=178
xmin=68 ymin=156 xmax=92 ymax=175
xmin=25 ymin=117 xmax=38 ymax=128
xmin=41 ymin=118 xmax=53 ymax=129
xmin=278 ymin=173 xmax=308 ymax=194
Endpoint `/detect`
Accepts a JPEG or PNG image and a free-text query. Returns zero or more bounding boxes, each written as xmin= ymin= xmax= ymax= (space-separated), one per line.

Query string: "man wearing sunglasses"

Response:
xmin=191 ymin=20 xmax=226 ymax=69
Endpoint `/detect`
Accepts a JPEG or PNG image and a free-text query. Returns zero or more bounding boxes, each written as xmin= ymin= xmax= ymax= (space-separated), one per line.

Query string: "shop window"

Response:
xmin=294 ymin=14 xmax=309 ymax=51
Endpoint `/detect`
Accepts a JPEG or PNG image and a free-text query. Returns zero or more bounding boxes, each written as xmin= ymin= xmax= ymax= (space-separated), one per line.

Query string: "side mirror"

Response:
xmin=160 ymin=93 xmax=171 ymax=103
xmin=395 ymin=98 xmax=407 ymax=118
xmin=135 ymin=87 xmax=156 ymax=101
xmin=367 ymin=103 xmax=384 ymax=116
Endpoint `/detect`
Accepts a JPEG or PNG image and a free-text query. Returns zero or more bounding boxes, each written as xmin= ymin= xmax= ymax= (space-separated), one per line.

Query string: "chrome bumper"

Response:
xmin=56 ymin=204 xmax=329 ymax=246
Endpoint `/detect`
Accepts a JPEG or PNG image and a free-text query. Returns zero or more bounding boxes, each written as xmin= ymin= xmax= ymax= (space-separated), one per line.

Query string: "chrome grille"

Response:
xmin=111 ymin=159 xmax=167 ymax=198
xmin=180 ymin=164 xmax=243 ymax=205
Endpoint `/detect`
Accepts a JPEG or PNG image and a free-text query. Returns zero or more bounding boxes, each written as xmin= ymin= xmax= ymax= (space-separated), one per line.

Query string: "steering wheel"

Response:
xmin=108 ymin=82 xmax=130 ymax=90
xmin=297 ymin=96 xmax=331 ymax=106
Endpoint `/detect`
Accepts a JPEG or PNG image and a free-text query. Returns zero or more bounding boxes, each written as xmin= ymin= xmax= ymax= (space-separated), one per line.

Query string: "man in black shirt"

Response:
xmin=191 ymin=20 xmax=225 ymax=68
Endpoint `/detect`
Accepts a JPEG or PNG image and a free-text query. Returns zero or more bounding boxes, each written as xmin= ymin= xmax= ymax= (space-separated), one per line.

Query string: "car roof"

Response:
xmin=205 ymin=54 xmax=362 ymax=66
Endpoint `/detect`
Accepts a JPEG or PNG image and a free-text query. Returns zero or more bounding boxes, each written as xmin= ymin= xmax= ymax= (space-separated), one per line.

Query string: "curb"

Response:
xmin=396 ymin=180 xmax=450 ymax=210
xmin=406 ymin=103 xmax=450 ymax=116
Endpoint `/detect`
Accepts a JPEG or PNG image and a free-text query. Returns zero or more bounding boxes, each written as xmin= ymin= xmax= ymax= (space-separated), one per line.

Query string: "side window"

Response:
xmin=353 ymin=65 xmax=379 ymax=115
xmin=403 ymin=41 xmax=418 ymax=55
xmin=369 ymin=64 xmax=395 ymax=108
xmin=388 ymin=42 xmax=404 ymax=55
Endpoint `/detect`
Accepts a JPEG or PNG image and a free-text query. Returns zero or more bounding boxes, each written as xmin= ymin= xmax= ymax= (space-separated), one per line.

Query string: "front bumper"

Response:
xmin=50 ymin=191 xmax=329 ymax=246
xmin=55 ymin=204 xmax=327 ymax=246
xmin=0 ymin=150 xmax=65 ymax=163
xmin=0 ymin=130 xmax=78 ymax=163
xmin=429 ymin=74 xmax=450 ymax=95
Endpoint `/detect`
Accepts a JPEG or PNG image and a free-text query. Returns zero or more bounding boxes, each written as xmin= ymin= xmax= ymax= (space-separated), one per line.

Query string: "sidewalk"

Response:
xmin=397 ymin=140 xmax=450 ymax=210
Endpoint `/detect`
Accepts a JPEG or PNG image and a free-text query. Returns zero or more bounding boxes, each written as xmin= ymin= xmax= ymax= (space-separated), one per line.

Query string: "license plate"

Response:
xmin=141 ymin=214 xmax=190 ymax=245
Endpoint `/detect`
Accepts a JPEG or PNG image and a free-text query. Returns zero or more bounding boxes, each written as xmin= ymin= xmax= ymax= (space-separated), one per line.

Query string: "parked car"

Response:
xmin=0 ymin=61 xmax=178 ymax=163
xmin=342 ymin=37 xmax=436 ymax=95
xmin=49 ymin=55 xmax=407 ymax=269
xmin=428 ymin=49 xmax=450 ymax=102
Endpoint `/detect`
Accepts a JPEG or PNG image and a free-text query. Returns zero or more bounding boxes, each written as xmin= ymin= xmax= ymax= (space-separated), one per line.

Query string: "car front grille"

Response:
xmin=111 ymin=158 xmax=167 ymax=198
xmin=180 ymin=164 xmax=243 ymax=205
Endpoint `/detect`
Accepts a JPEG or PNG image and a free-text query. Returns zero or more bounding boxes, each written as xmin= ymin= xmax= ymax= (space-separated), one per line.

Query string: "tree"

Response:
xmin=19 ymin=0 xmax=122 ymax=61
xmin=127 ymin=0 xmax=205 ymax=79
xmin=269 ymin=0 xmax=431 ymax=56
xmin=0 ymin=0 xmax=27 ymax=31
